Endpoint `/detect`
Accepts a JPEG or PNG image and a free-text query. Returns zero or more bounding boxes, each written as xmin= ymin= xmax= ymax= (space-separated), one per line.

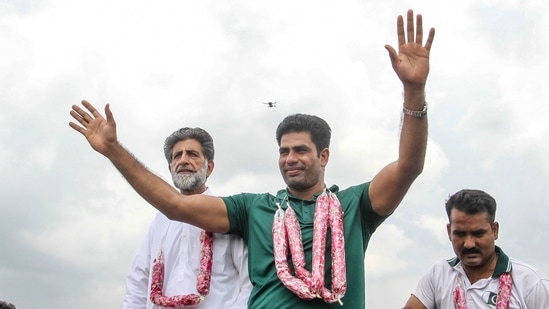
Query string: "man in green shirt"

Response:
xmin=69 ymin=9 xmax=435 ymax=308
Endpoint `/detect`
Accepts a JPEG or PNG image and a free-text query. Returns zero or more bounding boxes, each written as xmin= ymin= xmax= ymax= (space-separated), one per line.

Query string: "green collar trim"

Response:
xmin=446 ymin=246 xmax=512 ymax=278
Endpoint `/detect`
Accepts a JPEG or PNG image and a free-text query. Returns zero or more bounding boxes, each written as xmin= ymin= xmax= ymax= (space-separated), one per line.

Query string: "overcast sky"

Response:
xmin=1 ymin=0 xmax=548 ymax=308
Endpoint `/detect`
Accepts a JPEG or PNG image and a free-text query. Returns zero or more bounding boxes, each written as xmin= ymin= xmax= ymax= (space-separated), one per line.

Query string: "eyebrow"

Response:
xmin=280 ymin=144 xmax=311 ymax=151
xmin=173 ymin=149 xmax=200 ymax=157
xmin=452 ymin=228 xmax=488 ymax=234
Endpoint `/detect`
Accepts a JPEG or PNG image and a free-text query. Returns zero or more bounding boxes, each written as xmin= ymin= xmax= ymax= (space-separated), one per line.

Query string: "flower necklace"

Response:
xmin=150 ymin=229 xmax=214 ymax=307
xmin=272 ymin=190 xmax=347 ymax=304
xmin=453 ymin=272 xmax=513 ymax=309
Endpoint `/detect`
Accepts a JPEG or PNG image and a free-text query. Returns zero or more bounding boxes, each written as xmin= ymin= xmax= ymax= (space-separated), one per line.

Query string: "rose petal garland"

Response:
xmin=453 ymin=272 xmax=513 ymax=309
xmin=328 ymin=193 xmax=347 ymax=300
xmin=452 ymin=274 xmax=467 ymax=309
xmin=149 ymin=230 xmax=214 ymax=307
xmin=284 ymin=206 xmax=312 ymax=282
xmin=496 ymin=273 xmax=513 ymax=309
xmin=272 ymin=191 xmax=347 ymax=304
xmin=311 ymin=193 xmax=330 ymax=295
xmin=273 ymin=205 xmax=317 ymax=300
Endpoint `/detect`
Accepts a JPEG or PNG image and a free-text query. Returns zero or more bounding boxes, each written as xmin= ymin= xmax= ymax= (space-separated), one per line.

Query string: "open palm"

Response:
xmin=69 ymin=100 xmax=119 ymax=156
xmin=385 ymin=10 xmax=435 ymax=88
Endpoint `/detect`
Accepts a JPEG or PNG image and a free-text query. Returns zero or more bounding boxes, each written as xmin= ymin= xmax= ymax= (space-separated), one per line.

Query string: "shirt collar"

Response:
xmin=275 ymin=185 xmax=340 ymax=202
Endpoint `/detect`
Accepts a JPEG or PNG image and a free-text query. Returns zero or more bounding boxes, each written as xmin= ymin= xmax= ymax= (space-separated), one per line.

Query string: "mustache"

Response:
xmin=461 ymin=248 xmax=481 ymax=255
xmin=176 ymin=166 xmax=196 ymax=173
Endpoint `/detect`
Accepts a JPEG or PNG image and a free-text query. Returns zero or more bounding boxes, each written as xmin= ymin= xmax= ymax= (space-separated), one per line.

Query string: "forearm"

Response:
xmin=70 ymin=101 xmax=229 ymax=231
xmin=399 ymin=86 xmax=428 ymax=178
xmin=105 ymin=142 xmax=230 ymax=232
xmin=106 ymin=142 xmax=184 ymax=220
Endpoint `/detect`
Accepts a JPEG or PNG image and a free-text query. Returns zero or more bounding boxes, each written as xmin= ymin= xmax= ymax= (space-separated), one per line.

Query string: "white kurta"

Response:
xmin=123 ymin=188 xmax=252 ymax=309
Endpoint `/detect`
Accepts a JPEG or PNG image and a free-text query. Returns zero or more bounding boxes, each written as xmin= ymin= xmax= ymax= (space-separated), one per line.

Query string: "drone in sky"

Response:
xmin=263 ymin=101 xmax=277 ymax=108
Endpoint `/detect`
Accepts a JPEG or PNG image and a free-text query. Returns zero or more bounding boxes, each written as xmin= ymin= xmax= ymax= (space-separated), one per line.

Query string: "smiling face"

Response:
xmin=447 ymin=208 xmax=499 ymax=271
xmin=278 ymin=131 xmax=329 ymax=199
xmin=169 ymin=139 xmax=213 ymax=195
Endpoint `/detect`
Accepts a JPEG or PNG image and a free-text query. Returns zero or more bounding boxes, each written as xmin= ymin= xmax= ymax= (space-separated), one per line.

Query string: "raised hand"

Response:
xmin=69 ymin=100 xmax=118 ymax=156
xmin=385 ymin=9 xmax=435 ymax=88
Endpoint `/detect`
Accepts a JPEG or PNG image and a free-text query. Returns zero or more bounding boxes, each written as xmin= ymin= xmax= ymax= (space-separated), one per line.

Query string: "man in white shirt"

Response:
xmin=123 ymin=127 xmax=252 ymax=309
xmin=403 ymin=189 xmax=549 ymax=309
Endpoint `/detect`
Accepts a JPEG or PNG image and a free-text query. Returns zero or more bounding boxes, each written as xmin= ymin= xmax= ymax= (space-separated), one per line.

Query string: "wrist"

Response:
xmin=402 ymin=102 xmax=428 ymax=118
xmin=403 ymin=85 xmax=426 ymax=101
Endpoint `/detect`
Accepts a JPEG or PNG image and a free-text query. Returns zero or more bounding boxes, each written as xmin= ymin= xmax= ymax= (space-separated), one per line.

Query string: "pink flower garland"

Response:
xmin=496 ymin=273 xmax=513 ymax=309
xmin=272 ymin=191 xmax=347 ymax=304
xmin=453 ymin=272 xmax=513 ymax=309
xmin=150 ymin=230 xmax=214 ymax=307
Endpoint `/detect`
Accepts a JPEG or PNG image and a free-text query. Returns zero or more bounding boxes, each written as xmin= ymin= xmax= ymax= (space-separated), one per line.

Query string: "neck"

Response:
xmin=288 ymin=184 xmax=325 ymax=201
xmin=180 ymin=184 xmax=208 ymax=196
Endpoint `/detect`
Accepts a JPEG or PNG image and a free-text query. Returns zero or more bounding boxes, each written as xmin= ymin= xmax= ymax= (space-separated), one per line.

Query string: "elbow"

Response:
xmin=401 ymin=160 xmax=425 ymax=181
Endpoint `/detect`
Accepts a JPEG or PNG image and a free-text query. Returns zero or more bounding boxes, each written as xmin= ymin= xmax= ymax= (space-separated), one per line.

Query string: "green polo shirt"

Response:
xmin=222 ymin=182 xmax=387 ymax=309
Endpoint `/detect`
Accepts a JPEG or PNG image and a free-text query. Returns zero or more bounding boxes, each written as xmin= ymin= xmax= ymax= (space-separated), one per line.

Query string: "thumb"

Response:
xmin=104 ymin=103 xmax=116 ymax=126
xmin=384 ymin=44 xmax=398 ymax=69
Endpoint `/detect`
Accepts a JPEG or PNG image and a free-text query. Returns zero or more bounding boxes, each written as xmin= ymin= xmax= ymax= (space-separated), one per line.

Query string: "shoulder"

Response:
xmin=222 ymin=192 xmax=275 ymax=205
xmin=510 ymin=257 xmax=549 ymax=281
xmin=429 ymin=258 xmax=455 ymax=273
xmin=148 ymin=211 xmax=171 ymax=228
xmin=333 ymin=182 xmax=371 ymax=204
xmin=333 ymin=182 xmax=370 ymax=194
xmin=416 ymin=258 xmax=458 ymax=284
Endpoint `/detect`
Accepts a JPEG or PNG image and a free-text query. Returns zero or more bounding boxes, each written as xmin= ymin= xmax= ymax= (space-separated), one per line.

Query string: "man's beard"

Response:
xmin=171 ymin=160 xmax=208 ymax=191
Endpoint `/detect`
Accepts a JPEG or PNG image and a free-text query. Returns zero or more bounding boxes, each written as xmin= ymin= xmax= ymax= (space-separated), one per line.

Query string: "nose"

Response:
xmin=173 ymin=155 xmax=191 ymax=168
xmin=463 ymin=235 xmax=475 ymax=249
xmin=285 ymin=150 xmax=299 ymax=164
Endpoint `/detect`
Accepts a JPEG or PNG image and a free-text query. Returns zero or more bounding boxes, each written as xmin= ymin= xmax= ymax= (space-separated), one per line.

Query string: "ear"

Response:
xmin=319 ymin=148 xmax=330 ymax=167
xmin=168 ymin=163 xmax=173 ymax=174
xmin=492 ymin=221 xmax=499 ymax=240
xmin=206 ymin=160 xmax=215 ymax=177
xmin=446 ymin=223 xmax=452 ymax=241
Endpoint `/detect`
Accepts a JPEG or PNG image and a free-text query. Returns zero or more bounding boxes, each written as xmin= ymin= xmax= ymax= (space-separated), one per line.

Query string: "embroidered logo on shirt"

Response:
xmin=482 ymin=291 xmax=498 ymax=305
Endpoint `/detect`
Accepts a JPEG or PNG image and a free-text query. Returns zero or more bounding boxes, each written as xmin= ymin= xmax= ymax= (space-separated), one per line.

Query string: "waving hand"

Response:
xmin=385 ymin=9 xmax=435 ymax=88
xmin=69 ymin=100 xmax=118 ymax=156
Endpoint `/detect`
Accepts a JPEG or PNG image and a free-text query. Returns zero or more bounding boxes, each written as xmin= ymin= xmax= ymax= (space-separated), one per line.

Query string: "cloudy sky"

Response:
xmin=1 ymin=0 xmax=548 ymax=308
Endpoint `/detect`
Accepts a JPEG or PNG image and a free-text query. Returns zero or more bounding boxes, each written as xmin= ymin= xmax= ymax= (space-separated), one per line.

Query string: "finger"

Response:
xmin=81 ymin=99 xmax=102 ymax=118
xmin=406 ymin=9 xmax=414 ymax=44
xmin=69 ymin=109 xmax=84 ymax=125
xmin=415 ymin=14 xmax=423 ymax=45
xmin=69 ymin=121 xmax=86 ymax=135
xmin=396 ymin=15 xmax=405 ymax=47
xmin=424 ymin=27 xmax=435 ymax=51
xmin=70 ymin=105 xmax=90 ymax=124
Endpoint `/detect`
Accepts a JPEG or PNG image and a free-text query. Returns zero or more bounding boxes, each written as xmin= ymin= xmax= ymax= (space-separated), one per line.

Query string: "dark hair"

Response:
xmin=275 ymin=114 xmax=331 ymax=155
xmin=163 ymin=127 xmax=215 ymax=164
xmin=445 ymin=189 xmax=497 ymax=223
xmin=0 ymin=301 xmax=16 ymax=309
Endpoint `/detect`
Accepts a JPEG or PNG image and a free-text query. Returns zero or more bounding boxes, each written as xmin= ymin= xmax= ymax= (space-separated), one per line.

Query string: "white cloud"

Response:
xmin=1 ymin=0 xmax=548 ymax=308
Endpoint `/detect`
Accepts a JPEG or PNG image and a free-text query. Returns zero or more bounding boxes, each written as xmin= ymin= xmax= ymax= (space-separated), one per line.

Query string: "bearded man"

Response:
xmin=123 ymin=127 xmax=252 ymax=309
